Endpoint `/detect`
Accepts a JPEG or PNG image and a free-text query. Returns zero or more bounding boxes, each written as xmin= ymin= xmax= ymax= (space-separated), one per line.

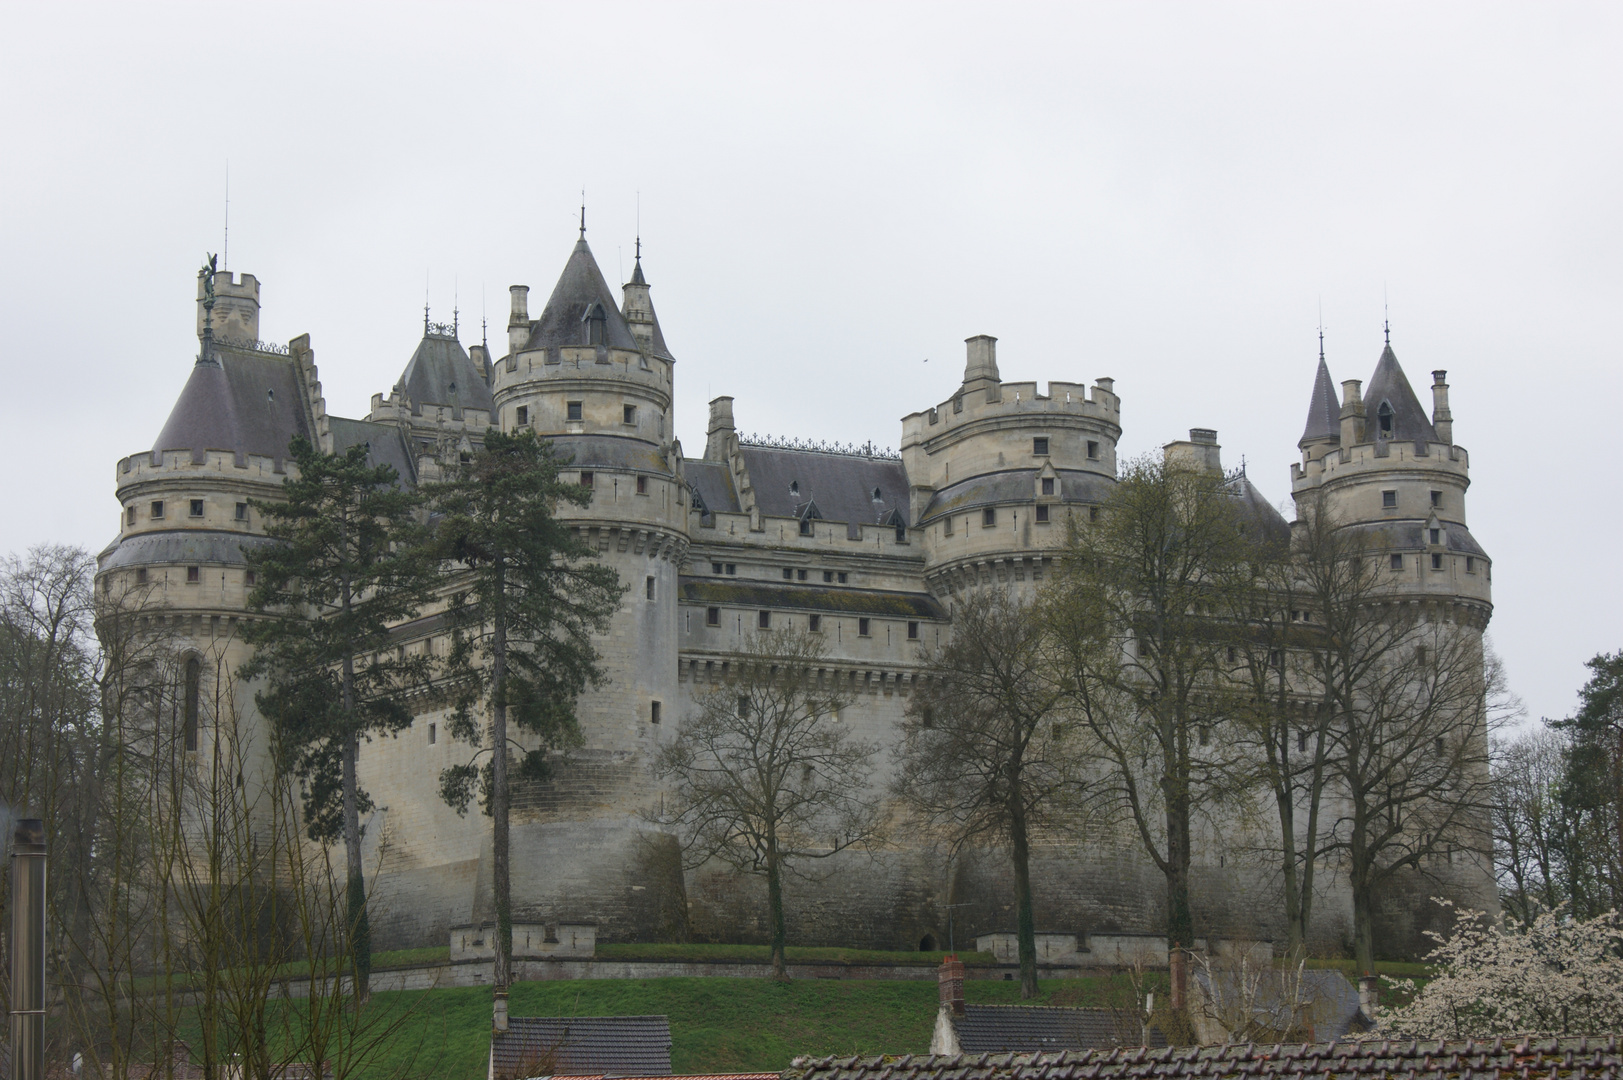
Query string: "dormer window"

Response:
xmin=1377 ymin=401 xmax=1394 ymax=437
xmin=584 ymin=303 xmax=607 ymax=345
xmin=872 ymin=487 xmax=883 ymax=501
xmin=1041 ymin=478 xmax=1055 ymax=496
xmin=789 ymin=481 xmax=799 ymax=496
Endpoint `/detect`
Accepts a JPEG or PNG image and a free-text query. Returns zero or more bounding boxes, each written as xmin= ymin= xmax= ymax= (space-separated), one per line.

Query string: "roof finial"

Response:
xmin=1383 ymin=284 xmax=1390 ymax=346
xmin=635 ymin=190 xmax=642 ymax=265
xmin=1318 ymin=296 xmax=1325 ymax=362
xmin=425 ymin=270 xmax=430 ymax=335
xmin=453 ymin=276 xmax=459 ymax=338
xmin=482 ymin=283 xmax=488 ymax=349
xmin=579 ymin=191 xmax=586 ymax=239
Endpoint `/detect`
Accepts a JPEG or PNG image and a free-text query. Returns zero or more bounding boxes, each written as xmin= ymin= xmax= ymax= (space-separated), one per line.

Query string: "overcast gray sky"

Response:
xmin=2 ymin=2 xmax=1617 ymax=725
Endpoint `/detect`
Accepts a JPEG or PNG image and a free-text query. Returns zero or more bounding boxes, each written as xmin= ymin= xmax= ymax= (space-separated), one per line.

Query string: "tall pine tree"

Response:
xmin=242 ymin=435 xmax=436 ymax=1001
xmin=428 ymin=428 xmax=623 ymax=988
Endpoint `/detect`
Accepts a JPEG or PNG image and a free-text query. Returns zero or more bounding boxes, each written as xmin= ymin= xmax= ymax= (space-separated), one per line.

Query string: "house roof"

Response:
xmin=1299 ymin=357 xmax=1341 ymax=446
xmin=1191 ymin=970 xmax=1367 ymax=1042
xmin=1362 ymin=345 xmax=1438 ymax=445
xmin=491 ymin=1016 xmax=672 ymax=1079
xmin=950 ymin=1005 xmax=1165 ymax=1054
xmin=523 ymin=239 xmax=643 ymax=355
xmin=396 ymin=329 xmax=494 ymax=416
xmin=784 ymin=1038 xmax=1621 ymax=1080
xmin=328 ymin=416 xmax=419 ymax=486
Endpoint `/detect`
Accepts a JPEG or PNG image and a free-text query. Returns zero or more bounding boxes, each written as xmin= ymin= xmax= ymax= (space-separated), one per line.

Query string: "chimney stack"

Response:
xmin=493 ymin=989 xmax=509 ymax=1032
xmin=1340 ymin=379 xmax=1366 ymax=446
xmin=1358 ymin=975 xmax=1379 ymax=1022
xmin=938 ymin=955 xmax=965 ymax=1018
xmin=1164 ymin=428 xmax=1223 ymax=475
xmin=1430 ymin=370 xmax=1452 ymax=444
xmin=706 ymin=396 xmax=736 ymax=462
xmin=508 ymin=285 xmax=530 ymax=356
xmin=11 ymin=818 xmax=46 ymax=1080
xmin=962 ymin=335 xmax=1001 ymax=396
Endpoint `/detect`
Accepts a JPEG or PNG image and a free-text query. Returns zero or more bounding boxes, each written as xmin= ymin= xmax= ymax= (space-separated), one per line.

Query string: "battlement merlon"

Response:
xmin=1291 ymin=439 xmax=1470 ymax=489
xmin=118 ymin=448 xmax=296 ymax=484
xmin=197 ymin=270 xmax=261 ymax=341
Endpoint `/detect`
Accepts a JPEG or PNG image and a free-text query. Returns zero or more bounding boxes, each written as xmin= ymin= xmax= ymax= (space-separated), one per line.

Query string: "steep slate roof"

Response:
xmin=395 ymin=330 xmax=493 ymax=415
xmin=1362 ymin=345 xmax=1438 ymax=445
xmin=1227 ymin=475 xmax=1292 ymax=545
xmin=328 ymin=417 xmax=418 ymax=486
xmin=950 ymin=1006 xmax=1165 ymax=1054
xmin=491 ymin=1016 xmax=672 ymax=1078
xmin=547 ymin=434 xmax=670 ymax=474
xmin=784 ymin=1038 xmax=1622 ymax=1080
xmin=151 ymin=347 xmax=310 ymax=467
xmin=685 ymin=460 xmax=742 ymax=515
xmin=524 ymin=239 xmax=642 ymax=354
xmin=1299 ymin=358 xmax=1340 ymax=446
xmin=739 ymin=446 xmax=912 ymax=537
xmin=1343 ymin=520 xmax=1489 ymax=557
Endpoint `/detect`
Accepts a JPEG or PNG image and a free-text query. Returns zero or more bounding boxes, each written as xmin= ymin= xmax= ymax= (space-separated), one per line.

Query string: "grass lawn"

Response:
xmin=324 ymin=972 xmax=1150 ymax=1080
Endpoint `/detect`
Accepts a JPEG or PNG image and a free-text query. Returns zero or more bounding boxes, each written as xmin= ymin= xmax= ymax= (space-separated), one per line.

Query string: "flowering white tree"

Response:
xmin=1380 ymin=900 xmax=1623 ymax=1038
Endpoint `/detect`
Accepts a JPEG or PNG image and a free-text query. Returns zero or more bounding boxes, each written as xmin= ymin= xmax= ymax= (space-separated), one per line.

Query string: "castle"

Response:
xmin=97 ymin=228 xmax=1497 ymax=958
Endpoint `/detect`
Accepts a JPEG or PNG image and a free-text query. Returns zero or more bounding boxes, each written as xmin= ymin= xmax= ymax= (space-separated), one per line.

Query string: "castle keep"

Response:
xmin=99 ymin=232 xmax=1497 ymax=957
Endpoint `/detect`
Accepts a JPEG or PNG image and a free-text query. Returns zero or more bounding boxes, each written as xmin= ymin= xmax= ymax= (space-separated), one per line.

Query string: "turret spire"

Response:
xmin=579 ymin=192 xmax=586 ymax=239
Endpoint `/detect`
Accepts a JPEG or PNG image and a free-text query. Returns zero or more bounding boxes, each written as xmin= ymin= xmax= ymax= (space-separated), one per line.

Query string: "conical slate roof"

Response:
xmin=396 ymin=329 xmax=493 ymax=414
xmin=524 ymin=238 xmax=641 ymax=352
xmin=1299 ymin=357 xmax=1341 ymax=446
xmin=1362 ymin=344 xmax=1437 ymax=444
xmin=151 ymin=348 xmax=309 ymax=466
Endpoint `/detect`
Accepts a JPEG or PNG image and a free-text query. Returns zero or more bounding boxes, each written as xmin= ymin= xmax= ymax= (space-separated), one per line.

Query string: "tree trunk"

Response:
xmin=342 ymin=731 xmax=370 ymax=1004
xmin=491 ymin=564 xmax=512 ymax=989
xmin=766 ymin=840 xmax=788 ymax=980
xmin=1164 ymin=790 xmax=1194 ymax=953
xmin=340 ymin=548 xmax=371 ymax=1002
xmin=1351 ymin=871 xmax=1376 ymax=976
xmin=1009 ymin=791 xmax=1038 ymax=999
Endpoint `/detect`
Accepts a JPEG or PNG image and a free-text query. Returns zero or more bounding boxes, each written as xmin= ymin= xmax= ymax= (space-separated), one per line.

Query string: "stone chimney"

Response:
xmin=508 ymin=285 xmax=530 ymax=356
xmin=1163 ymin=428 xmax=1223 ymax=474
xmin=1340 ymin=379 xmax=1366 ymax=446
xmin=470 ymin=343 xmax=492 ymax=386
xmin=706 ymin=396 xmax=735 ymax=462
xmin=1431 ymin=370 xmax=1452 ymax=444
xmin=962 ymin=335 xmax=1001 ymax=396
xmin=493 ymin=989 xmax=509 ymax=1032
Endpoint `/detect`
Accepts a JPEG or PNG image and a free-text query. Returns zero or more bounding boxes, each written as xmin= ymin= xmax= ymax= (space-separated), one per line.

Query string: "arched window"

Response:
xmin=1377 ymin=400 xmax=1394 ymax=436
xmin=585 ymin=303 xmax=607 ymax=346
xmin=183 ymin=656 xmax=200 ymax=751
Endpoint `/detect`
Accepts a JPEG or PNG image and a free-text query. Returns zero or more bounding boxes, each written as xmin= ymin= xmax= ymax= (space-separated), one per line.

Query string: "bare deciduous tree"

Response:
xmin=1050 ymin=456 xmax=1255 ymax=965
xmin=655 ymin=627 xmax=883 ymax=979
xmin=896 ymin=590 xmax=1081 ymax=999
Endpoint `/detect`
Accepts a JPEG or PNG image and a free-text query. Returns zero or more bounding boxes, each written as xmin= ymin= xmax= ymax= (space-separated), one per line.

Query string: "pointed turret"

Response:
xmin=520 ymin=237 xmax=641 ymax=354
xmin=1362 ymin=343 xmax=1438 ymax=444
xmin=621 ymin=240 xmax=674 ymax=361
xmin=394 ymin=320 xmax=494 ymax=417
xmin=1299 ymin=354 xmax=1341 ymax=451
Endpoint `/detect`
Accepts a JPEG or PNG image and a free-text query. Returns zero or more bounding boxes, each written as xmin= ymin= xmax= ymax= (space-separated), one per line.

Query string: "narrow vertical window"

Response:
xmin=183 ymin=657 xmax=200 ymax=751
xmin=858 ymin=618 xmax=871 ymax=637
xmin=516 ymin=405 xmax=528 ymax=426
xmin=235 ymin=502 xmax=248 ymax=521
xmin=706 ymin=606 xmax=720 ymax=627
xmin=758 ymin=610 xmax=771 ymax=630
xmin=650 ymin=700 xmax=662 ymax=725
xmin=646 ymin=576 xmax=655 ymax=599
xmin=907 ymin=621 xmax=919 ymax=640
xmin=636 ymin=475 xmax=648 ymax=495
xmin=429 ymin=722 xmax=437 ymax=745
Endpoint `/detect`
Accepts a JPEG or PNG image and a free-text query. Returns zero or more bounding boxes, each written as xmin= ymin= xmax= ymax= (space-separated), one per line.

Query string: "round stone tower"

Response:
xmin=900 ymin=334 xmax=1122 ymax=597
xmin=487 ymin=234 xmax=690 ymax=937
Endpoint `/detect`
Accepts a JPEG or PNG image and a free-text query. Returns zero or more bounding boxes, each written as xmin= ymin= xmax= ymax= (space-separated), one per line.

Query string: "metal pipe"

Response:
xmin=10 ymin=818 xmax=46 ymax=1080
